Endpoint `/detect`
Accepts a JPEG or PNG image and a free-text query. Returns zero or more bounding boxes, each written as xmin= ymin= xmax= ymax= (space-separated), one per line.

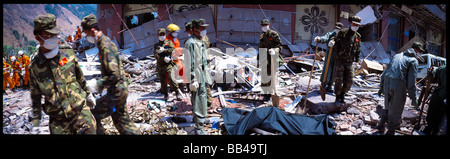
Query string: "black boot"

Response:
xmin=175 ymin=91 xmax=182 ymax=101
xmin=334 ymin=94 xmax=341 ymax=106
xmin=375 ymin=110 xmax=388 ymax=133
xmin=164 ymin=93 xmax=169 ymax=102
xmin=340 ymin=93 xmax=346 ymax=105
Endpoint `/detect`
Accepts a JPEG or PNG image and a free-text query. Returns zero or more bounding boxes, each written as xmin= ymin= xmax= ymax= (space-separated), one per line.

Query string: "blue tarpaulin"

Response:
xmin=222 ymin=106 xmax=336 ymax=135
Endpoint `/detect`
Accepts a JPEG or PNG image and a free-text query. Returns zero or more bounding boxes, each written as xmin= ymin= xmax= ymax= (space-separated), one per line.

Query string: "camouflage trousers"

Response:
xmin=158 ymin=64 xmax=179 ymax=94
xmin=333 ymin=59 xmax=353 ymax=96
xmin=93 ymin=80 xmax=140 ymax=135
xmin=49 ymin=104 xmax=97 ymax=134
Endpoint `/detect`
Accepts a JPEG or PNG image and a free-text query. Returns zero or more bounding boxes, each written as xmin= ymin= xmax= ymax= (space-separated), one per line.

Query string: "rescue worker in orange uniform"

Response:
xmin=66 ymin=34 xmax=73 ymax=44
xmin=75 ymin=25 xmax=82 ymax=41
xmin=10 ymin=56 xmax=21 ymax=91
xmin=18 ymin=50 xmax=31 ymax=89
xmin=3 ymin=57 xmax=14 ymax=94
xmin=166 ymin=24 xmax=187 ymax=88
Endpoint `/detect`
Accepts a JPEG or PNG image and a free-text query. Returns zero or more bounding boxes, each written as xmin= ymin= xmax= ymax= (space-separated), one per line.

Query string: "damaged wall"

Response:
xmin=216 ymin=4 xmax=295 ymax=44
xmin=295 ymin=5 xmax=337 ymax=42
xmin=122 ymin=7 xmax=216 ymax=59
xmin=97 ymin=4 xmax=124 ymax=49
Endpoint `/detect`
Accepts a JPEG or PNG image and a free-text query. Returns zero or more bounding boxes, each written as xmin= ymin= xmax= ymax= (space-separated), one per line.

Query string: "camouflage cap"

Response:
xmin=261 ymin=19 xmax=270 ymax=25
xmin=81 ymin=14 xmax=98 ymax=32
xmin=33 ymin=13 xmax=61 ymax=34
xmin=192 ymin=18 xmax=209 ymax=28
xmin=185 ymin=22 xmax=192 ymax=32
xmin=157 ymin=28 xmax=166 ymax=34
xmin=349 ymin=15 xmax=361 ymax=25
xmin=335 ymin=22 xmax=344 ymax=29
xmin=412 ymin=42 xmax=425 ymax=52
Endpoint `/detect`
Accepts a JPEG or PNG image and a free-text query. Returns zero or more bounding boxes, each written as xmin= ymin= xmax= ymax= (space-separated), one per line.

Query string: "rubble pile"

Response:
xmin=2 ymin=47 xmax=432 ymax=136
xmin=3 ymin=90 xmax=50 ymax=134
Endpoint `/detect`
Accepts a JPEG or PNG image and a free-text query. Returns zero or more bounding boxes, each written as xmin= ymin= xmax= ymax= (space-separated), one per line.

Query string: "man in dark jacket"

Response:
xmin=376 ymin=44 xmax=422 ymax=135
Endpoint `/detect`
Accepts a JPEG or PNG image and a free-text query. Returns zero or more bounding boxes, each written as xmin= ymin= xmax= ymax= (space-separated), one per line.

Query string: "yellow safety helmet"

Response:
xmin=167 ymin=24 xmax=180 ymax=32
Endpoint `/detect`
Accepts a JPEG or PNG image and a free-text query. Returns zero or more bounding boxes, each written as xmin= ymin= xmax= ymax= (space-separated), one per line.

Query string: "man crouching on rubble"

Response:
xmin=375 ymin=43 xmax=423 ymax=135
xmin=81 ymin=14 xmax=139 ymax=135
xmin=29 ymin=13 xmax=96 ymax=134
xmin=185 ymin=19 xmax=213 ymax=135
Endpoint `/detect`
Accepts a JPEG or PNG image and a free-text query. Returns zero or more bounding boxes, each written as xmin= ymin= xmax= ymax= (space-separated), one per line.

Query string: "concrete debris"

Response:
xmin=3 ymin=43 xmax=431 ymax=136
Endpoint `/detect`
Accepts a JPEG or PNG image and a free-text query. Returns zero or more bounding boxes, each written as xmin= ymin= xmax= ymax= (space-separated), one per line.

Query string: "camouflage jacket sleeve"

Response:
xmin=354 ymin=33 xmax=361 ymax=62
xmin=406 ymin=59 xmax=419 ymax=100
xmin=74 ymin=55 xmax=89 ymax=95
xmin=29 ymin=65 xmax=42 ymax=127
xmin=97 ymin=41 xmax=122 ymax=88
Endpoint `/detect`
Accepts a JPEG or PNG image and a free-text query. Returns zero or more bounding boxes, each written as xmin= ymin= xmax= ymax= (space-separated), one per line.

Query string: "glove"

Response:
xmin=86 ymin=93 xmax=96 ymax=109
xmin=86 ymin=79 xmax=99 ymax=93
xmin=179 ymin=54 xmax=184 ymax=60
xmin=269 ymin=48 xmax=276 ymax=55
xmin=190 ymin=81 xmax=199 ymax=92
xmin=377 ymin=89 xmax=383 ymax=96
xmin=156 ymin=46 xmax=165 ymax=53
xmin=164 ymin=56 xmax=171 ymax=63
xmin=328 ymin=40 xmax=335 ymax=47
xmin=411 ymin=98 xmax=419 ymax=107
xmin=314 ymin=36 xmax=320 ymax=42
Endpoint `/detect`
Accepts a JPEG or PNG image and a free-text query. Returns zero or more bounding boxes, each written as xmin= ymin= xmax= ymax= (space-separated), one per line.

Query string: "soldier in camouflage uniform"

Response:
xmin=329 ymin=16 xmax=362 ymax=106
xmin=154 ymin=28 xmax=180 ymax=101
xmin=29 ymin=13 xmax=96 ymax=134
xmin=81 ymin=14 xmax=139 ymax=135
xmin=257 ymin=18 xmax=283 ymax=101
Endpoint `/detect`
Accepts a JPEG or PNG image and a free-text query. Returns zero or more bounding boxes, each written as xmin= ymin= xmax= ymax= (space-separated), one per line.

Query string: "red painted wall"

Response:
xmin=98 ymin=4 xmax=123 ymax=48
xmin=158 ymin=4 xmax=169 ymax=22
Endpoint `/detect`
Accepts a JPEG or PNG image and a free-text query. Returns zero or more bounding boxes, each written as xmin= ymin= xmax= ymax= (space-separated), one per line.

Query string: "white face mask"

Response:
xmin=172 ymin=32 xmax=178 ymax=37
xmin=351 ymin=26 xmax=359 ymax=32
xmin=334 ymin=29 xmax=341 ymax=34
xmin=200 ymin=30 xmax=207 ymax=37
xmin=43 ymin=45 xmax=59 ymax=59
xmin=87 ymin=36 xmax=95 ymax=43
xmin=262 ymin=25 xmax=270 ymax=32
xmin=39 ymin=35 xmax=59 ymax=50
xmin=87 ymin=30 xmax=101 ymax=43
xmin=159 ymin=36 xmax=166 ymax=41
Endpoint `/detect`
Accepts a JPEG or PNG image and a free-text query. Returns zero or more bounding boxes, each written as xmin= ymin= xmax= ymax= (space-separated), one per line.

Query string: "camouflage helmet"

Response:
xmin=412 ymin=42 xmax=425 ymax=52
xmin=335 ymin=22 xmax=344 ymax=29
xmin=261 ymin=18 xmax=270 ymax=25
xmin=33 ymin=13 xmax=62 ymax=35
xmin=157 ymin=28 xmax=166 ymax=34
xmin=185 ymin=22 xmax=192 ymax=32
xmin=81 ymin=14 xmax=98 ymax=32
xmin=192 ymin=18 xmax=209 ymax=28
xmin=349 ymin=15 xmax=361 ymax=25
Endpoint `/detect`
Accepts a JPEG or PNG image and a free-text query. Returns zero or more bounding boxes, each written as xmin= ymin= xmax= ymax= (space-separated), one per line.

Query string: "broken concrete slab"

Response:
xmin=294 ymin=76 xmax=321 ymax=94
xmin=304 ymin=90 xmax=351 ymax=115
xmin=361 ymin=59 xmax=384 ymax=73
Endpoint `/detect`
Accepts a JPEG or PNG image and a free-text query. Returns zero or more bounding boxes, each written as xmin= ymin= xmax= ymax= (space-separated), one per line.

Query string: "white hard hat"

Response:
xmin=18 ymin=50 xmax=23 ymax=56
xmin=11 ymin=56 xmax=16 ymax=61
